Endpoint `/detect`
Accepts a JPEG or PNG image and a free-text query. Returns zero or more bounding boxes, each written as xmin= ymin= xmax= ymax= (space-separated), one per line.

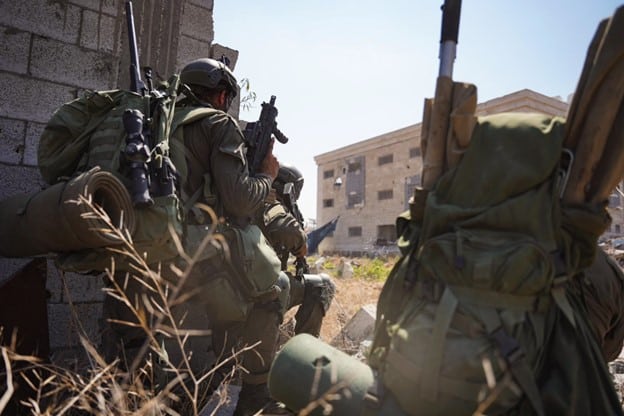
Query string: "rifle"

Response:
xmin=281 ymin=182 xmax=310 ymax=277
xmin=122 ymin=0 xmax=178 ymax=207
xmin=244 ymin=96 xmax=289 ymax=174
xmin=420 ymin=0 xmax=463 ymax=190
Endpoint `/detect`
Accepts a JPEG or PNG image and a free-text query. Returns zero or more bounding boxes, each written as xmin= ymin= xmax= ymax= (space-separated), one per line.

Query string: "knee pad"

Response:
xmin=303 ymin=273 xmax=336 ymax=313
xmin=276 ymin=271 xmax=291 ymax=316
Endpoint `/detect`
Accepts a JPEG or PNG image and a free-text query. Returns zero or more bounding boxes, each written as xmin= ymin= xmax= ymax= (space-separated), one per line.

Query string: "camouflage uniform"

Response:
xmin=102 ymin=102 xmax=288 ymax=404
xmin=257 ymin=192 xmax=335 ymax=337
xmin=177 ymin=103 xmax=289 ymax=386
xmin=574 ymin=248 xmax=624 ymax=361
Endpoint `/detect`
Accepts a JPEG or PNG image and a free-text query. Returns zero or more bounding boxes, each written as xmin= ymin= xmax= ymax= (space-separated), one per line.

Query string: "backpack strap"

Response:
xmin=170 ymin=106 xmax=221 ymax=221
xmin=477 ymin=306 xmax=546 ymax=416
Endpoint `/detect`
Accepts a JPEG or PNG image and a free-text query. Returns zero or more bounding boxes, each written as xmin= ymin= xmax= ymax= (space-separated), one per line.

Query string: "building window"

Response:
xmin=616 ymin=224 xmax=622 ymax=234
xmin=347 ymin=161 xmax=361 ymax=173
xmin=347 ymin=193 xmax=363 ymax=208
xmin=378 ymin=189 xmax=393 ymax=200
xmin=378 ymin=154 xmax=393 ymax=166
xmin=348 ymin=226 xmax=362 ymax=237
xmin=409 ymin=147 xmax=421 ymax=158
xmin=323 ymin=198 xmax=334 ymax=208
xmin=323 ymin=169 xmax=335 ymax=179
xmin=346 ymin=155 xmax=365 ymax=208
xmin=376 ymin=224 xmax=396 ymax=245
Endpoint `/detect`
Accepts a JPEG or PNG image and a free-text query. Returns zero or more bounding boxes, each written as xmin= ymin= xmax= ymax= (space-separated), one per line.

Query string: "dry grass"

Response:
xmin=280 ymin=256 xmax=397 ymax=344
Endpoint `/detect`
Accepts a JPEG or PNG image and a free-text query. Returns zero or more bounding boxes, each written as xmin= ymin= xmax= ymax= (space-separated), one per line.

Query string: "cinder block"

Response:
xmin=180 ymin=2 xmax=214 ymax=42
xmin=0 ymin=164 xmax=43 ymax=199
xmin=47 ymin=302 xmax=103 ymax=349
xmin=31 ymin=36 xmax=117 ymax=91
xmin=0 ymin=258 xmax=33 ymax=287
xmin=46 ymin=259 xmax=63 ymax=303
xmin=0 ymin=0 xmax=80 ymax=44
xmin=176 ymin=34 xmax=211 ymax=69
xmin=0 ymin=26 xmax=31 ymax=74
xmin=0 ymin=73 xmax=76 ymax=124
xmin=331 ymin=303 xmax=376 ymax=346
xmin=69 ymin=0 xmax=119 ymax=16
xmin=24 ymin=122 xmax=45 ymax=167
xmin=0 ymin=118 xmax=26 ymax=164
xmin=60 ymin=272 xmax=106 ymax=303
xmin=210 ymin=43 xmax=239 ymax=69
xmin=189 ymin=0 xmax=214 ymax=10
xmin=80 ymin=10 xmax=116 ymax=53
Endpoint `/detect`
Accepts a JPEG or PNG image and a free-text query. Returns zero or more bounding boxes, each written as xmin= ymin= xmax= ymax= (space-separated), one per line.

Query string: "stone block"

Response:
xmin=0 ymin=0 xmax=80 ymax=44
xmin=24 ymin=122 xmax=46 ymax=167
xmin=331 ymin=303 xmax=376 ymax=348
xmin=0 ymin=258 xmax=33 ymax=287
xmin=47 ymin=301 xmax=103 ymax=349
xmin=61 ymin=272 xmax=106 ymax=303
xmin=80 ymin=9 xmax=116 ymax=53
xmin=46 ymin=259 xmax=63 ymax=303
xmin=0 ymin=26 xmax=31 ymax=74
xmin=69 ymin=0 xmax=119 ymax=16
xmin=31 ymin=36 xmax=117 ymax=91
xmin=189 ymin=0 xmax=214 ymax=10
xmin=180 ymin=2 xmax=214 ymax=42
xmin=0 ymin=164 xmax=43 ymax=199
xmin=210 ymin=43 xmax=239 ymax=69
xmin=0 ymin=73 xmax=76 ymax=124
xmin=0 ymin=118 xmax=26 ymax=164
xmin=176 ymin=34 xmax=211 ymax=69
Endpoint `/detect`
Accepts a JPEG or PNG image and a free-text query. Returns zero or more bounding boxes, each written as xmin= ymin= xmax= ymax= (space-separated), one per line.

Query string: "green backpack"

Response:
xmin=37 ymin=78 xmax=216 ymax=272
xmin=366 ymin=113 xmax=621 ymax=416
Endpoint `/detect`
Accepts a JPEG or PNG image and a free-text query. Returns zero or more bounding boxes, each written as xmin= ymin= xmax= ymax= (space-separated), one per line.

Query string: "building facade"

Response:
xmin=314 ymin=89 xmax=624 ymax=255
xmin=0 ymin=0 xmax=238 ymax=363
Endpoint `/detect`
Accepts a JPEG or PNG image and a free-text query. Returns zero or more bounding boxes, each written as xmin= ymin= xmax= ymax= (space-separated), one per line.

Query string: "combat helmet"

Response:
xmin=274 ymin=163 xmax=304 ymax=201
xmin=180 ymin=58 xmax=237 ymax=98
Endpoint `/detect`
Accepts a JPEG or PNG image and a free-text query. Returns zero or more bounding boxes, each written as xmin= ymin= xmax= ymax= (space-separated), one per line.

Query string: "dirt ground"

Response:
xmin=279 ymin=257 xmax=390 ymax=346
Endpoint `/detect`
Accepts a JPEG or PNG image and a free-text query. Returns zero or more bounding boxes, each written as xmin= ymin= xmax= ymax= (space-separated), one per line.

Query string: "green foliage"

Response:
xmin=238 ymin=78 xmax=256 ymax=112
xmin=352 ymin=258 xmax=393 ymax=281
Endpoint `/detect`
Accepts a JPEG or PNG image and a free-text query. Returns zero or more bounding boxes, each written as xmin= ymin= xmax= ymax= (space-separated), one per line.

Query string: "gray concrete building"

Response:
xmin=314 ymin=89 xmax=624 ymax=256
xmin=0 ymin=0 xmax=237 ymax=364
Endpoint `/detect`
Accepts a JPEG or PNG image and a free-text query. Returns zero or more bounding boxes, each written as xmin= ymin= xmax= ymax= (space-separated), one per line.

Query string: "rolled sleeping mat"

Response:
xmin=268 ymin=333 xmax=375 ymax=416
xmin=0 ymin=167 xmax=136 ymax=257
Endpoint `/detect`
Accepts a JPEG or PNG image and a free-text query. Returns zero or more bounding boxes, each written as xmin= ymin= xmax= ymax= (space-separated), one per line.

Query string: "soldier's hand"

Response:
xmin=294 ymin=242 xmax=308 ymax=258
xmin=260 ymin=138 xmax=279 ymax=179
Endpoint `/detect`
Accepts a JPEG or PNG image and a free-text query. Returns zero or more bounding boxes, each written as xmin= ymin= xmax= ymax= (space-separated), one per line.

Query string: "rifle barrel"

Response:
xmin=125 ymin=1 xmax=144 ymax=93
xmin=438 ymin=0 xmax=462 ymax=78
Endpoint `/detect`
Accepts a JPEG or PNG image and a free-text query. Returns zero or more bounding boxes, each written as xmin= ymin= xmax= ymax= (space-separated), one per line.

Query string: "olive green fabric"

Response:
xmin=368 ymin=113 xmax=620 ymax=416
xmin=0 ymin=167 xmax=134 ymax=257
xmin=572 ymin=248 xmax=624 ymax=361
xmin=37 ymin=83 xmax=189 ymax=272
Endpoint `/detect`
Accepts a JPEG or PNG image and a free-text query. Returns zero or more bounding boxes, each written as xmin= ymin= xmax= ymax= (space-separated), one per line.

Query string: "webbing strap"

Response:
xmin=420 ymin=286 xmax=458 ymax=400
xmin=386 ymin=349 xmax=484 ymax=403
xmin=479 ymin=308 xmax=546 ymax=416
xmin=551 ymin=285 xmax=576 ymax=328
xmin=449 ymin=285 xmax=548 ymax=312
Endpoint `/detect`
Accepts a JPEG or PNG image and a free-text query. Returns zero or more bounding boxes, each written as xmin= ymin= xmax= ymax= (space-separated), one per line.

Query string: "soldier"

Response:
xmin=103 ymin=58 xmax=290 ymax=416
xmin=572 ymin=247 xmax=624 ymax=362
xmin=257 ymin=164 xmax=335 ymax=337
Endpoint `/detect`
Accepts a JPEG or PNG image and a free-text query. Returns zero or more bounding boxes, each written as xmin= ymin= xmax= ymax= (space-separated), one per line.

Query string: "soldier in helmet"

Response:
xmin=102 ymin=57 xmax=290 ymax=415
xmin=257 ymin=163 xmax=335 ymax=337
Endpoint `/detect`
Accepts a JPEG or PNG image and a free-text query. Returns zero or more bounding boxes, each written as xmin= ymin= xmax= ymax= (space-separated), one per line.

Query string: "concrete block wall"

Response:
xmin=0 ymin=0 xmax=238 ymax=363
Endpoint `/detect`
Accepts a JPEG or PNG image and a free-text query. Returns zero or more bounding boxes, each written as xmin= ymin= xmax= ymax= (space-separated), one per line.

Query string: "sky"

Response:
xmin=212 ymin=1 xmax=622 ymax=224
